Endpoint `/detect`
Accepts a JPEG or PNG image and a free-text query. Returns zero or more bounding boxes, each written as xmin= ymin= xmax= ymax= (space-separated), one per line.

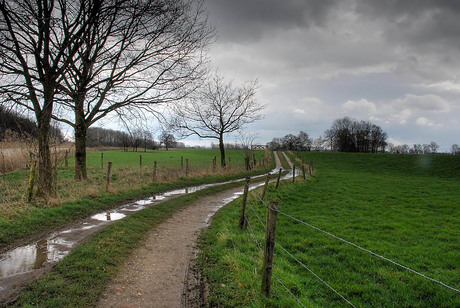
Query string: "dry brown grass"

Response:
xmin=0 ymin=162 xmax=253 ymax=221
xmin=0 ymin=141 xmax=74 ymax=173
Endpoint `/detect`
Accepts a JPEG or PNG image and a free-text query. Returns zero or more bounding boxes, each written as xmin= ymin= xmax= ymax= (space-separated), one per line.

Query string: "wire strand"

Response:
xmin=275 ymin=209 xmax=460 ymax=294
xmin=246 ymin=217 xmax=306 ymax=307
xmin=275 ymin=242 xmax=356 ymax=307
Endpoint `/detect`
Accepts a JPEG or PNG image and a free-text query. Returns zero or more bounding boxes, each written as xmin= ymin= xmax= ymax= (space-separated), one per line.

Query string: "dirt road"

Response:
xmin=97 ymin=152 xmax=285 ymax=307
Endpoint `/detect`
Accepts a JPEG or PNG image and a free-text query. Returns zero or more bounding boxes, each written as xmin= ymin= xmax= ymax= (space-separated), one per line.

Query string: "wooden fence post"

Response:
xmin=302 ymin=164 xmax=306 ymax=180
xmin=239 ymin=176 xmax=250 ymax=229
xmin=65 ymin=150 xmax=69 ymax=168
xmin=228 ymin=157 xmax=231 ymax=169
xmin=253 ymin=153 xmax=256 ymax=168
xmin=213 ymin=156 xmax=216 ymax=172
xmin=53 ymin=149 xmax=58 ymax=196
xmin=153 ymin=161 xmax=157 ymax=181
xmin=186 ymin=158 xmax=189 ymax=177
xmin=261 ymin=201 xmax=279 ymax=297
xmin=261 ymin=173 xmax=270 ymax=201
xmin=276 ymin=168 xmax=282 ymax=189
xmin=26 ymin=160 xmax=36 ymax=202
xmin=181 ymin=156 xmax=184 ymax=170
xmin=101 ymin=152 xmax=104 ymax=169
xmin=139 ymin=155 xmax=142 ymax=169
xmin=292 ymin=165 xmax=296 ymax=183
xmin=106 ymin=161 xmax=112 ymax=192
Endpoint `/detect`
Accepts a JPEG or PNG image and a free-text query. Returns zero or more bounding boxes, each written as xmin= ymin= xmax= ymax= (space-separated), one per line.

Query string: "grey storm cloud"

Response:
xmin=202 ymin=0 xmax=460 ymax=150
xmin=206 ymin=0 xmax=339 ymax=41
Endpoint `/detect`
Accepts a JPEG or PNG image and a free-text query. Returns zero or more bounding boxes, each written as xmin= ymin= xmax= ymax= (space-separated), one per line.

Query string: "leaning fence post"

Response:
xmin=276 ymin=168 xmax=282 ymax=189
xmin=106 ymin=161 xmax=112 ymax=192
xmin=153 ymin=161 xmax=157 ymax=181
xmin=65 ymin=150 xmax=69 ymax=168
xmin=26 ymin=160 xmax=36 ymax=202
xmin=261 ymin=201 xmax=279 ymax=297
xmin=261 ymin=173 xmax=270 ymax=201
xmin=292 ymin=165 xmax=296 ymax=183
xmin=239 ymin=176 xmax=250 ymax=229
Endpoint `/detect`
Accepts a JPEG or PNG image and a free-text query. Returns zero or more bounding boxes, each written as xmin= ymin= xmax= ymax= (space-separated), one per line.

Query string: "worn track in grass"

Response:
xmin=96 ymin=152 xmax=285 ymax=307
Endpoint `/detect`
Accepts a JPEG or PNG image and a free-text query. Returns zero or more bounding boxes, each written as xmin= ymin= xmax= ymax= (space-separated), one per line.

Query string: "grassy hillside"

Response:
xmin=199 ymin=152 xmax=460 ymax=307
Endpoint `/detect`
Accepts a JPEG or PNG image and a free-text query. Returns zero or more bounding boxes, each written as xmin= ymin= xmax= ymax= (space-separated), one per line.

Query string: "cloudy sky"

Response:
xmin=196 ymin=0 xmax=460 ymax=151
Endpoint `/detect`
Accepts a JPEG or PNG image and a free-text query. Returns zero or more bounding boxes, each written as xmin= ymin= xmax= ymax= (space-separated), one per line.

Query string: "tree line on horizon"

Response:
xmin=266 ymin=117 xmax=457 ymax=155
xmin=267 ymin=117 xmax=387 ymax=153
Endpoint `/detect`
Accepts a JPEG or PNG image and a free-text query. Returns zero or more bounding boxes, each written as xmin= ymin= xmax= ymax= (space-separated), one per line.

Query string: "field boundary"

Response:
xmin=240 ymin=173 xmax=459 ymax=307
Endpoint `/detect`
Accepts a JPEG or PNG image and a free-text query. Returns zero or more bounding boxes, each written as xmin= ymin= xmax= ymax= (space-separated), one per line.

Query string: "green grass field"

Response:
xmin=70 ymin=148 xmax=265 ymax=170
xmin=199 ymin=152 xmax=460 ymax=307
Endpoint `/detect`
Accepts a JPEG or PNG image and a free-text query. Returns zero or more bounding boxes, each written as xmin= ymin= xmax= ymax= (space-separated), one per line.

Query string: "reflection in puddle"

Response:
xmin=91 ymin=212 xmax=126 ymax=221
xmin=134 ymin=198 xmax=154 ymax=205
xmin=0 ymin=237 xmax=75 ymax=278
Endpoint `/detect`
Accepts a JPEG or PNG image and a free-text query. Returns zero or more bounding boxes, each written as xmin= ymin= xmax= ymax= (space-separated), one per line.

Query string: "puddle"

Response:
xmin=0 ymin=236 xmax=75 ymax=278
xmin=91 ymin=212 xmax=126 ymax=221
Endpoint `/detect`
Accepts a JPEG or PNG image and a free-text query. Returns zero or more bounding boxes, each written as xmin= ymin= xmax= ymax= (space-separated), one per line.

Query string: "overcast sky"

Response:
xmin=194 ymin=0 xmax=460 ymax=151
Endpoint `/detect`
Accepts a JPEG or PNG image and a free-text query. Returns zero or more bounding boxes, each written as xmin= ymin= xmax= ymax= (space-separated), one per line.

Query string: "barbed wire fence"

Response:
xmin=238 ymin=167 xmax=459 ymax=307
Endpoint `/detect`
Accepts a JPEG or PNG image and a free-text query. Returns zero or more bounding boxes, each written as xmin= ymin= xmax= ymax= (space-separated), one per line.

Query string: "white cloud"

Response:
xmin=294 ymin=108 xmax=306 ymax=114
xmin=425 ymin=80 xmax=460 ymax=93
xmin=394 ymin=94 xmax=450 ymax=113
xmin=415 ymin=117 xmax=438 ymax=127
xmin=341 ymin=99 xmax=377 ymax=116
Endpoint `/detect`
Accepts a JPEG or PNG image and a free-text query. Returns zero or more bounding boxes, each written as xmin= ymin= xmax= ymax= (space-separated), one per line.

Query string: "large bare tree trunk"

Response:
xmin=36 ymin=99 xmax=54 ymax=198
xmin=74 ymin=105 xmax=88 ymax=181
xmin=219 ymin=135 xmax=226 ymax=168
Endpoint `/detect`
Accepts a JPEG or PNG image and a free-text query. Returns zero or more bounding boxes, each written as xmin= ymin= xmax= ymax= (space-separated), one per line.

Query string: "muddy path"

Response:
xmin=96 ymin=152 xmax=290 ymax=307
xmin=0 ymin=152 xmax=290 ymax=306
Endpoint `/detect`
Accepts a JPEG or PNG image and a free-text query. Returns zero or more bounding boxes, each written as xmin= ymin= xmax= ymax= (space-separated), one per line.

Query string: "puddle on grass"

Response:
xmin=0 ymin=166 xmax=295 ymax=300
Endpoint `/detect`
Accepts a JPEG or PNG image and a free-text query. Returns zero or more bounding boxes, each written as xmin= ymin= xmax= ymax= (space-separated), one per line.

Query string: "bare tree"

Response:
xmin=159 ymin=131 xmax=176 ymax=150
xmin=452 ymin=144 xmax=459 ymax=155
xmin=0 ymin=0 xmax=99 ymax=197
xmin=429 ymin=141 xmax=439 ymax=154
xmin=172 ymin=73 xmax=265 ymax=167
xmin=52 ymin=0 xmax=213 ymax=180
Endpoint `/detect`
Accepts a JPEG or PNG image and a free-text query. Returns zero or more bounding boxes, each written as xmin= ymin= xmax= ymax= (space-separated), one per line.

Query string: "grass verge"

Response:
xmin=197 ymin=152 xmax=460 ymax=307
